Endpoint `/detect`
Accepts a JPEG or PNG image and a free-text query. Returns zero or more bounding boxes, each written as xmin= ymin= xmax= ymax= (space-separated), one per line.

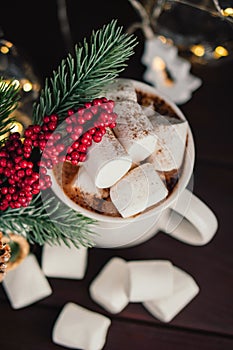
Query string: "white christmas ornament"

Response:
xmin=141 ymin=37 xmax=202 ymax=104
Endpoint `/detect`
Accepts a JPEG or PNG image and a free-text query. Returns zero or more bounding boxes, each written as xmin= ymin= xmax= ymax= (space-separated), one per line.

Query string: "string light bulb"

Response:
xmin=214 ymin=46 xmax=229 ymax=58
xmin=221 ymin=8 xmax=233 ymax=17
xmin=0 ymin=38 xmax=41 ymax=128
xmin=190 ymin=45 xmax=205 ymax=57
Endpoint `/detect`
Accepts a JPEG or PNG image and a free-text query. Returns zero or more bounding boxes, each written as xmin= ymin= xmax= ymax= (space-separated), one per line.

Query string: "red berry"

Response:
xmin=48 ymin=122 xmax=57 ymax=131
xmin=66 ymin=125 xmax=73 ymax=133
xmin=92 ymin=98 xmax=102 ymax=106
xmin=43 ymin=116 xmax=50 ymax=124
xmin=72 ymin=141 xmax=79 ymax=149
xmin=19 ymin=160 xmax=28 ymax=168
xmin=93 ymin=135 xmax=102 ymax=143
xmin=84 ymin=102 xmax=92 ymax=108
xmin=79 ymin=153 xmax=87 ymax=162
xmin=77 ymin=116 xmax=85 ymax=125
xmin=24 ymin=139 xmax=33 ymax=146
xmin=33 ymin=125 xmax=41 ymax=133
xmin=1 ymin=187 xmax=8 ymax=195
xmin=83 ymin=111 xmax=93 ymax=121
xmin=50 ymin=114 xmax=58 ymax=122
xmin=67 ymin=109 xmax=74 ymax=116
xmin=78 ymin=144 xmax=87 ymax=153
xmin=71 ymin=151 xmax=79 ymax=160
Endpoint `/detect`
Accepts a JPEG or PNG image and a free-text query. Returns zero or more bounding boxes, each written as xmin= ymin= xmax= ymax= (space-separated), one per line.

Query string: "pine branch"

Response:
xmin=0 ymin=78 xmax=20 ymax=138
xmin=32 ymin=19 xmax=138 ymax=124
xmin=0 ymin=192 xmax=97 ymax=248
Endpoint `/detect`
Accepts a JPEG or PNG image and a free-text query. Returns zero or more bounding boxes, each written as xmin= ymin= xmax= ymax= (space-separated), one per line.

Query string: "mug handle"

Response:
xmin=159 ymin=188 xmax=218 ymax=245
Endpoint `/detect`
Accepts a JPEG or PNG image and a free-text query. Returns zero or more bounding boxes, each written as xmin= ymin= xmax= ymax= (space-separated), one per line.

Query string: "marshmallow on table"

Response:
xmin=113 ymin=100 xmax=158 ymax=163
xmin=128 ymin=260 xmax=174 ymax=302
xmin=3 ymin=254 xmax=52 ymax=309
xmin=41 ymin=241 xmax=88 ymax=279
xmin=110 ymin=163 xmax=168 ymax=218
xmin=89 ymin=257 xmax=129 ymax=314
xmin=102 ymin=78 xmax=138 ymax=102
xmin=147 ymin=114 xmax=188 ymax=172
xmin=52 ymin=302 xmax=111 ymax=350
xmin=83 ymin=127 xmax=132 ymax=188
xmin=143 ymin=266 xmax=199 ymax=322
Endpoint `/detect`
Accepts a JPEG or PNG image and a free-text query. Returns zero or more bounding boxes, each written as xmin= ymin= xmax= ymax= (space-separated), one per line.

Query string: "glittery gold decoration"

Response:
xmin=0 ymin=232 xmax=11 ymax=282
xmin=0 ymin=233 xmax=30 ymax=281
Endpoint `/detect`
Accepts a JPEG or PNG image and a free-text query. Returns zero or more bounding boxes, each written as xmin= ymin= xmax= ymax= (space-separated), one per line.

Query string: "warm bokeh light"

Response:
xmin=22 ymin=81 xmax=33 ymax=92
xmin=214 ymin=46 xmax=229 ymax=58
xmin=4 ymin=41 xmax=13 ymax=48
xmin=152 ymin=56 xmax=174 ymax=87
xmin=0 ymin=46 xmax=9 ymax=54
xmin=190 ymin=45 xmax=205 ymax=57
xmin=221 ymin=8 xmax=233 ymax=17
xmin=152 ymin=56 xmax=166 ymax=71
xmin=158 ymin=35 xmax=167 ymax=44
xmin=0 ymin=41 xmax=13 ymax=54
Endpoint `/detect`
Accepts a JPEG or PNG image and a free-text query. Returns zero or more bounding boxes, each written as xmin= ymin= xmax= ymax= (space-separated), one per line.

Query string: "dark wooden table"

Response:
xmin=1 ymin=1 xmax=233 ymax=349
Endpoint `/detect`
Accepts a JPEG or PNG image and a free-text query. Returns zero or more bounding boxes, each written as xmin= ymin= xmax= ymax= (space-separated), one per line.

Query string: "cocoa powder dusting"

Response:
xmin=136 ymin=90 xmax=180 ymax=120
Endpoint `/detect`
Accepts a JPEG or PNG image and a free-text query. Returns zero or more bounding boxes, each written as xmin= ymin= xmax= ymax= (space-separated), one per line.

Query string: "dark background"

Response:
xmin=0 ymin=1 xmax=233 ymax=349
xmin=0 ymin=0 xmax=142 ymax=81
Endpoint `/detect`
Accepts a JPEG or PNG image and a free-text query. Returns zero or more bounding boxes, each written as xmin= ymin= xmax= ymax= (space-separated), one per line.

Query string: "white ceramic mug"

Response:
xmin=49 ymin=80 xmax=218 ymax=248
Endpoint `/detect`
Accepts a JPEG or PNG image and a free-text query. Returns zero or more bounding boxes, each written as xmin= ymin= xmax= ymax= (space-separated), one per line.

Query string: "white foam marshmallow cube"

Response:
xmin=41 ymin=241 xmax=88 ymax=279
xmin=143 ymin=266 xmax=199 ymax=322
xmin=103 ymin=78 xmax=138 ymax=102
xmin=128 ymin=260 xmax=174 ymax=302
xmin=113 ymin=100 xmax=158 ymax=163
xmin=83 ymin=127 xmax=132 ymax=188
xmin=52 ymin=302 xmax=111 ymax=350
xmin=148 ymin=114 xmax=188 ymax=172
xmin=110 ymin=163 xmax=168 ymax=218
xmin=3 ymin=254 xmax=52 ymax=309
xmin=89 ymin=257 xmax=129 ymax=313
xmin=72 ymin=166 xmax=105 ymax=199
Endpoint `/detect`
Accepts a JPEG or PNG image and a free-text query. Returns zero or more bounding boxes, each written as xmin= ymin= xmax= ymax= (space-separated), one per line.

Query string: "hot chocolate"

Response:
xmin=52 ymin=78 xmax=187 ymax=218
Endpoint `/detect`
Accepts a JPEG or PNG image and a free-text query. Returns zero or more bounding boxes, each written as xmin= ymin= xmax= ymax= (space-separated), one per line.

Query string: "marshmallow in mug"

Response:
xmin=83 ymin=127 xmax=132 ymax=188
xmin=71 ymin=166 xmax=119 ymax=215
xmin=110 ymin=163 xmax=168 ymax=218
xmin=147 ymin=114 xmax=188 ymax=172
xmin=113 ymin=100 xmax=158 ymax=163
xmin=72 ymin=166 xmax=106 ymax=199
xmin=102 ymin=78 xmax=138 ymax=102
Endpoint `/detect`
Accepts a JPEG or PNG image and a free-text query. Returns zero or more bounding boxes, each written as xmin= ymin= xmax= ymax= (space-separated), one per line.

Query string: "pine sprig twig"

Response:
xmin=0 ymin=192 xmax=97 ymax=248
xmin=0 ymin=78 xmax=20 ymax=139
xmin=32 ymin=19 xmax=138 ymax=124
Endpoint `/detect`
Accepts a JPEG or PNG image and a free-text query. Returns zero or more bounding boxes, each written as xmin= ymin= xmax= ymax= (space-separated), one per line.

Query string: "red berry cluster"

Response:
xmin=0 ymin=97 xmax=117 ymax=211
xmin=24 ymin=114 xmax=59 ymax=188
xmin=0 ymin=133 xmax=42 ymax=210
xmin=64 ymin=97 xmax=117 ymax=165
xmin=39 ymin=97 xmax=116 ymax=167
